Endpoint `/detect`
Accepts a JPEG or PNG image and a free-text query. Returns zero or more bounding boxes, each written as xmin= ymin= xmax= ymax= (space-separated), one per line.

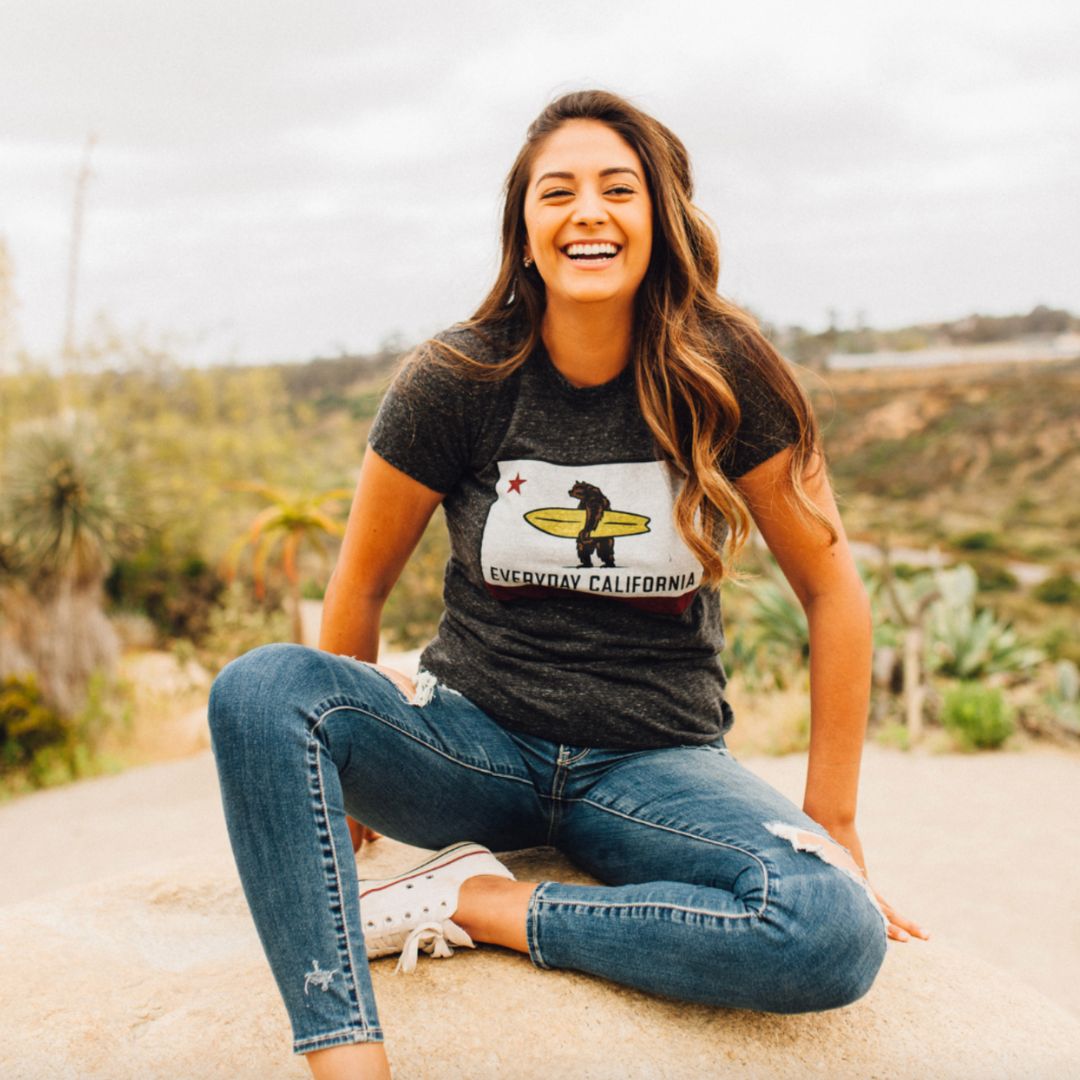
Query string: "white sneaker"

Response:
xmin=358 ymin=841 xmax=515 ymax=974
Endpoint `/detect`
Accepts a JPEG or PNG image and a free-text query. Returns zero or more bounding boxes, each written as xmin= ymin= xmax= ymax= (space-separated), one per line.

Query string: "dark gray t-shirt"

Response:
xmin=368 ymin=320 xmax=799 ymax=749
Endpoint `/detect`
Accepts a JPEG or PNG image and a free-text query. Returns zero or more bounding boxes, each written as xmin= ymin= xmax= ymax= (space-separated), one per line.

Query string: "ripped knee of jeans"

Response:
xmin=371 ymin=664 xmax=454 ymax=708
xmin=343 ymin=656 xmax=462 ymax=709
xmin=411 ymin=669 xmax=438 ymax=707
xmin=764 ymin=821 xmax=889 ymax=932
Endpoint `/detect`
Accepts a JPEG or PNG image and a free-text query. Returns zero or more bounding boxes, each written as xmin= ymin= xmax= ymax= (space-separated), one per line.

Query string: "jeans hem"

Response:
xmin=526 ymin=880 xmax=555 ymax=970
xmin=293 ymin=1026 xmax=385 ymax=1054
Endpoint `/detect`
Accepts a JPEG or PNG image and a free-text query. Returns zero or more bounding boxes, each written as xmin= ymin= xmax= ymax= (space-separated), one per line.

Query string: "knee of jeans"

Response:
xmin=779 ymin=882 xmax=888 ymax=1012
xmin=208 ymin=642 xmax=311 ymax=755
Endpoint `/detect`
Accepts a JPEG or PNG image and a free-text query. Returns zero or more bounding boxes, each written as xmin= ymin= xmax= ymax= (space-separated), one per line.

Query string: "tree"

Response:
xmin=225 ymin=484 xmax=351 ymax=644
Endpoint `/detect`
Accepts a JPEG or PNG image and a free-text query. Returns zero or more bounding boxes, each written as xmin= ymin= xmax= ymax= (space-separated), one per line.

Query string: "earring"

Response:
xmin=522 ymin=253 xmax=533 ymax=268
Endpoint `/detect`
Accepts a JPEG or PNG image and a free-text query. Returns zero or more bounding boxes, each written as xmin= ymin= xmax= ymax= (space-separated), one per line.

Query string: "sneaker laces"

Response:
xmin=394 ymin=919 xmax=475 ymax=975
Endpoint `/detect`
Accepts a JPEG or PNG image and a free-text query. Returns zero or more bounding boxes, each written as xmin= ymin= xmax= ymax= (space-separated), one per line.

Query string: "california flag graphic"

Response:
xmin=480 ymin=458 xmax=704 ymax=615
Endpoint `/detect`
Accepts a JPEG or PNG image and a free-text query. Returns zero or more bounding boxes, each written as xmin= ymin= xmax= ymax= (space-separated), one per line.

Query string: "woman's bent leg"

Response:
xmin=208 ymin=643 xmax=548 ymax=1055
xmin=531 ymin=741 xmax=888 ymax=1014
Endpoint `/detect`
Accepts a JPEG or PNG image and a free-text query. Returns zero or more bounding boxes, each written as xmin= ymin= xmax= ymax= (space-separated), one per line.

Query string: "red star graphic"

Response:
xmin=507 ymin=473 xmax=526 ymax=494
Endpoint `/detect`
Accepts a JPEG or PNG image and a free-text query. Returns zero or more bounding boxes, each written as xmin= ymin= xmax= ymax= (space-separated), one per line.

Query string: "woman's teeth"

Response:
xmin=565 ymin=243 xmax=619 ymax=260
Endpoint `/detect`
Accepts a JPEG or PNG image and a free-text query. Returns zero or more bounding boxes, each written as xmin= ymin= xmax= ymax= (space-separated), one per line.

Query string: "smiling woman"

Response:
xmin=523 ymin=122 xmax=653 ymax=322
xmin=207 ymin=89 xmax=928 ymax=1080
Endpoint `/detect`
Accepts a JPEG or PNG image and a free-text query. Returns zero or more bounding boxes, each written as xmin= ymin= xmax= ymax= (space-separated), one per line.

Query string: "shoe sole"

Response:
xmin=358 ymin=841 xmax=507 ymax=901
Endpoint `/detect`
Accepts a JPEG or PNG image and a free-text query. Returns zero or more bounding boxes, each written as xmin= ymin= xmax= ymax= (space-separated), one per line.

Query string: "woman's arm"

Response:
xmin=321 ymin=445 xmax=445 ymax=852
xmin=734 ymin=447 xmax=869 ymax=832
xmin=735 ymin=447 xmax=928 ymax=942
xmin=319 ymin=444 xmax=445 ymax=660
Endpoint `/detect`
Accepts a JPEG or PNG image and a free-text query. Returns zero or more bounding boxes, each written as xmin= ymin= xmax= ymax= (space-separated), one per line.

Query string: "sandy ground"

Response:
xmin=3 ymin=739 xmax=1078 ymax=1023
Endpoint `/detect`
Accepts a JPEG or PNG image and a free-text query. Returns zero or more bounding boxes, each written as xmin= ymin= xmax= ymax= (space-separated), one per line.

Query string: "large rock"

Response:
xmin=2 ymin=840 xmax=1079 ymax=1079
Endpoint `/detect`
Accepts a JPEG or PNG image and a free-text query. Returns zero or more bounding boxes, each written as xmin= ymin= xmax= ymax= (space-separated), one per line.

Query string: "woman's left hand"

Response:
xmin=824 ymin=820 xmax=930 ymax=943
xmin=347 ymin=817 xmax=383 ymax=853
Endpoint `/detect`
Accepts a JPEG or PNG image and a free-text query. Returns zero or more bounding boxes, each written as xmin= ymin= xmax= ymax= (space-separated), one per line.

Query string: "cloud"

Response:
xmin=1 ymin=0 xmax=1077 ymax=360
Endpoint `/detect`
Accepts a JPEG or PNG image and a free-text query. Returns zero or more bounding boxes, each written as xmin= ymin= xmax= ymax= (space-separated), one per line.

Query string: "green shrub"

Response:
xmin=0 ymin=675 xmax=66 ymax=773
xmin=890 ymin=563 xmax=923 ymax=581
xmin=952 ymin=530 xmax=1002 ymax=552
xmin=972 ymin=560 xmax=1019 ymax=593
xmin=198 ymin=583 xmax=291 ymax=673
xmin=301 ymin=579 xmax=326 ymax=601
xmin=106 ymin=537 xmax=226 ymax=641
xmin=0 ymin=672 xmax=127 ymax=792
xmin=1033 ymin=573 xmax=1080 ymax=607
xmin=941 ymin=682 xmax=1014 ymax=750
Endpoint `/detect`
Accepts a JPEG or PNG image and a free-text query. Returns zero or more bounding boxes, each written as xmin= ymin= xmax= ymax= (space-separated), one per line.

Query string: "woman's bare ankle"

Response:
xmin=453 ymin=876 xmax=538 ymax=952
xmin=307 ymin=1039 xmax=391 ymax=1080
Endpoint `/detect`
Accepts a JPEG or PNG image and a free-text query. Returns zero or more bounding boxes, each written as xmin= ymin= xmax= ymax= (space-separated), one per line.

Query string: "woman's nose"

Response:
xmin=572 ymin=190 xmax=608 ymax=226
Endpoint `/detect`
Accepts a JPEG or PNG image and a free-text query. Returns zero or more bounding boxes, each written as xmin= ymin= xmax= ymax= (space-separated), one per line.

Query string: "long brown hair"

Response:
xmin=425 ymin=89 xmax=834 ymax=586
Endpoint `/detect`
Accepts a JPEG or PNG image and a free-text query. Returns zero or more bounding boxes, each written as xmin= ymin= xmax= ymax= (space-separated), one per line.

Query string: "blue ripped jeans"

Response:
xmin=208 ymin=643 xmax=887 ymax=1055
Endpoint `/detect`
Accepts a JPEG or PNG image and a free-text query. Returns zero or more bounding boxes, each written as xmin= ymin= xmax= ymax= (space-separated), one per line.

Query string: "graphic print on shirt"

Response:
xmin=480 ymin=458 xmax=704 ymax=615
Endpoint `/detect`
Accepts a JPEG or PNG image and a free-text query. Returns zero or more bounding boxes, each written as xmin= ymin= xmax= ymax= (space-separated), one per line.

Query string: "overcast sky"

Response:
xmin=2 ymin=1 xmax=1077 ymax=365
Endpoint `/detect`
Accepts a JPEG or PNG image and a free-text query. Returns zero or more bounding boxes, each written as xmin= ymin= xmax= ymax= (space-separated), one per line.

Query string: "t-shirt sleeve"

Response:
xmin=367 ymin=342 xmax=477 ymax=495
xmin=720 ymin=350 xmax=803 ymax=480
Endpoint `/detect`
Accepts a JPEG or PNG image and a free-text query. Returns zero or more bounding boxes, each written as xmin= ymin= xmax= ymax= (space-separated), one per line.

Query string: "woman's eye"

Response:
xmin=607 ymin=186 xmax=635 ymax=196
xmin=540 ymin=189 xmax=573 ymax=199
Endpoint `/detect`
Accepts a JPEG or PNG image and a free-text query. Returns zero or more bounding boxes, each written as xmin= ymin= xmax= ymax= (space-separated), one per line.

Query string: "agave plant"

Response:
xmin=925 ymin=565 xmax=1044 ymax=679
xmin=748 ymin=563 xmax=809 ymax=667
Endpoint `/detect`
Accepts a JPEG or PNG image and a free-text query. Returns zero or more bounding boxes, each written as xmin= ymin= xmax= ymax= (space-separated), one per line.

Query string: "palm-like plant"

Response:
xmin=225 ymin=483 xmax=351 ymax=644
xmin=0 ymin=415 xmax=141 ymax=714
xmin=2 ymin=416 xmax=141 ymax=590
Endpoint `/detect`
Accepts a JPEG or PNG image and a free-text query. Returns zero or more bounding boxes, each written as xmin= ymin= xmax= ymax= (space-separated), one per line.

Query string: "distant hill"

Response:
xmin=808 ymin=358 xmax=1080 ymax=568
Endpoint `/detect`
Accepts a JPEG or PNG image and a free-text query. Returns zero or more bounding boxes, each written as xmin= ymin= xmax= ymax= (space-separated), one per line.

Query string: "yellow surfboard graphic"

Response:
xmin=525 ymin=507 xmax=651 ymax=539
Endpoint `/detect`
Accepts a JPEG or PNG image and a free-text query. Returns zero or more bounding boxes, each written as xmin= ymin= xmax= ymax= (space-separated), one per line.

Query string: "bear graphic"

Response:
xmin=569 ymin=480 xmax=617 ymax=568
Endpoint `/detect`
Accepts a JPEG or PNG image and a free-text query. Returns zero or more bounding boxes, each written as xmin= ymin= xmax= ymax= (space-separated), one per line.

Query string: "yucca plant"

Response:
xmin=2 ymin=414 xmax=142 ymax=591
xmin=0 ymin=414 xmax=141 ymax=714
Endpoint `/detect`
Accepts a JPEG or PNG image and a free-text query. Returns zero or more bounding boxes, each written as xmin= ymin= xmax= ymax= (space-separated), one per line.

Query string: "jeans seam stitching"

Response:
xmin=546 ymin=764 xmax=570 ymax=846
xmin=569 ymin=797 xmax=770 ymax=916
xmin=532 ymin=896 xmax=758 ymax=920
xmin=308 ymin=731 xmax=371 ymax=1032
xmin=312 ymin=704 xmax=533 ymax=786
